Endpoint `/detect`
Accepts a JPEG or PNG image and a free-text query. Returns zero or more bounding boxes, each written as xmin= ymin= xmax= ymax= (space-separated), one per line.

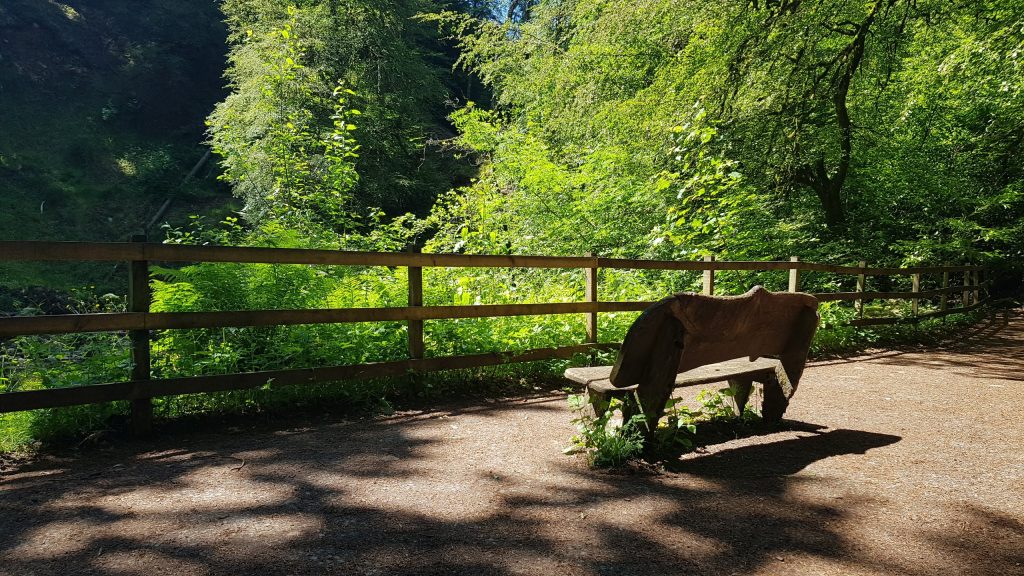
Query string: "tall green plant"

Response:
xmin=208 ymin=7 xmax=361 ymax=229
xmin=210 ymin=0 xmax=476 ymax=218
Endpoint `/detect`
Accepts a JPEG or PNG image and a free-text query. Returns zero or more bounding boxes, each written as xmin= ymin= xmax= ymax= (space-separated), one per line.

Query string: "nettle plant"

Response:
xmin=565 ymin=387 xmax=761 ymax=467
xmin=565 ymin=395 xmax=646 ymax=467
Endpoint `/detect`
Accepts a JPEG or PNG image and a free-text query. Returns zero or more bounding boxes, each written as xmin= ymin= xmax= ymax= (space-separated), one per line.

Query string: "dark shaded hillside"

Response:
xmin=0 ymin=0 xmax=233 ymax=289
xmin=0 ymin=0 xmax=230 ymax=242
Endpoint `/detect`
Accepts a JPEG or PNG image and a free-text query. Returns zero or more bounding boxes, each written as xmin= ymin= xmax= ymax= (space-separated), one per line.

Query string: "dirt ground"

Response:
xmin=2 ymin=310 xmax=1023 ymax=576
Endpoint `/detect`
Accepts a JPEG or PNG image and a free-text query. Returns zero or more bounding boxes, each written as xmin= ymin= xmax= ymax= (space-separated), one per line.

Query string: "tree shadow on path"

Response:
xmin=663 ymin=428 xmax=901 ymax=477
xmin=811 ymin=308 xmax=1024 ymax=382
xmin=1 ymin=394 xmax=1017 ymax=576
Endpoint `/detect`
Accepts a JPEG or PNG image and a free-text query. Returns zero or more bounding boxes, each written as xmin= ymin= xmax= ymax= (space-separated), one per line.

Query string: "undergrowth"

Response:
xmin=0 ymin=234 xmax=996 ymax=455
xmin=564 ymin=388 xmax=763 ymax=467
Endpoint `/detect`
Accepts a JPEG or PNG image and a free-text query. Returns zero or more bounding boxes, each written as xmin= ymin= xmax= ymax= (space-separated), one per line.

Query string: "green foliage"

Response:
xmin=210 ymin=0 xmax=477 ymax=218
xmin=423 ymin=72 xmax=768 ymax=261
xmin=565 ymin=388 xmax=762 ymax=467
xmin=858 ymin=1 xmax=1024 ymax=264
xmin=0 ymin=295 xmax=132 ymax=450
xmin=565 ymin=395 xmax=645 ymax=468
xmin=811 ymin=307 xmax=988 ymax=357
xmin=151 ymin=223 xmax=411 ymax=386
xmin=208 ymin=7 xmax=362 ymax=228
xmin=0 ymin=0 xmax=228 ymax=263
xmin=426 ymin=0 xmax=1023 ymax=268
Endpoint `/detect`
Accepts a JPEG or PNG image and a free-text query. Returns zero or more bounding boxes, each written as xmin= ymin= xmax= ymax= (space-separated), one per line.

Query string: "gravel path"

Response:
xmin=2 ymin=309 xmax=1022 ymax=575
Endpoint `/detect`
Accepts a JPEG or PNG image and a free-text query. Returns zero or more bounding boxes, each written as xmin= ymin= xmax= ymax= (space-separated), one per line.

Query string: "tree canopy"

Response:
xmin=421 ymin=0 xmax=1023 ymax=266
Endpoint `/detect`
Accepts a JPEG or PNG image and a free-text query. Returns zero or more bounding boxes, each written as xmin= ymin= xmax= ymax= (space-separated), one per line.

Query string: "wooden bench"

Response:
xmin=565 ymin=357 xmax=792 ymax=418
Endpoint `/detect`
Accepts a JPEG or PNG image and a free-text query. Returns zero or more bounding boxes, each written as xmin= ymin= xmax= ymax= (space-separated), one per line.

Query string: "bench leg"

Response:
xmin=586 ymin=388 xmax=612 ymax=417
xmin=632 ymin=379 xmax=674 ymax=448
xmin=761 ymin=374 xmax=789 ymax=425
xmin=619 ymin=392 xmax=640 ymax=425
xmin=727 ymin=377 xmax=754 ymax=416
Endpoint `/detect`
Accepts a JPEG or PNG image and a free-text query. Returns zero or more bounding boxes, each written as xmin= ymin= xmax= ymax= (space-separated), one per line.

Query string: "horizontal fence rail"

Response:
xmin=0 ymin=241 xmax=985 ymax=273
xmin=0 ymin=302 xmax=657 ymax=338
xmin=0 ymin=343 xmax=619 ymax=413
xmin=0 ymin=240 xmax=989 ymax=433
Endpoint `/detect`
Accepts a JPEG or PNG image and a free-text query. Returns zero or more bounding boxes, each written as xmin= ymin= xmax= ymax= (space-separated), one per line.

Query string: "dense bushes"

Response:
xmin=0 ymin=233 xmax=990 ymax=452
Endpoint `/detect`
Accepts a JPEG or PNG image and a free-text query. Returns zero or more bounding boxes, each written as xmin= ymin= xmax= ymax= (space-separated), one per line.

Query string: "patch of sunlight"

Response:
xmin=94 ymin=550 xmax=209 ymax=573
xmin=48 ymin=0 xmax=82 ymax=21
xmin=116 ymin=157 xmax=137 ymax=176
xmin=120 ymin=512 xmax=323 ymax=547
xmin=201 ymin=513 xmax=324 ymax=543
xmin=7 ymin=519 xmax=98 ymax=559
xmin=116 ymin=479 xmax=296 ymax=514
xmin=0 ymin=412 xmax=35 ymax=452
xmin=9 ymin=374 xmax=44 ymax=391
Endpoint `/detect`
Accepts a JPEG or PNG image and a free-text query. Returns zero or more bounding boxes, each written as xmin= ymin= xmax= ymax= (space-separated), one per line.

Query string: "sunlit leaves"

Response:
xmin=428 ymin=0 xmax=1023 ymax=267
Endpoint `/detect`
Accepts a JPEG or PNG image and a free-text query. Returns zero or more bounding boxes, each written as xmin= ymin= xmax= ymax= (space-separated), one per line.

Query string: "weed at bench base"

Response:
xmin=565 ymin=388 xmax=766 ymax=468
xmin=564 ymin=395 xmax=646 ymax=467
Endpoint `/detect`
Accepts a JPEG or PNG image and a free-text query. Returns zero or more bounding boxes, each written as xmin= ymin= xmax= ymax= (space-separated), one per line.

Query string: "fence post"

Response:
xmin=911 ymin=272 xmax=921 ymax=317
xmin=128 ymin=234 xmax=152 ymax=436
xmin=972 ymin=269 xmax=980 ymax=304
xmin=940 ymin=267 xmax=949 ymax=312
xmin=788 ymin=256 xmax=800 ymax=293
xmin=585 ymin=252 xmax=598 ymax=344
xmin=703 ymin=255 xmax=715 ymax=296
xmin=855 ymin=261 xmax=866 ymax=319
xmin=963 ymin=270 xmax=971 ymax=308
xmin=407 ymin=247 xmax=424 ymax=361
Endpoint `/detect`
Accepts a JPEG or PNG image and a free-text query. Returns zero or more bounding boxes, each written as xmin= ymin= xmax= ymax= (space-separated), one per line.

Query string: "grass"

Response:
xmin=564 ymin=388 xmax=767 ymax=468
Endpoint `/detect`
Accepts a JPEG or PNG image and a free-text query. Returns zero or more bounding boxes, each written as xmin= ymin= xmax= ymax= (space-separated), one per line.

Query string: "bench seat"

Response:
xmin=565 ymin=357 xmax=791 ymax=416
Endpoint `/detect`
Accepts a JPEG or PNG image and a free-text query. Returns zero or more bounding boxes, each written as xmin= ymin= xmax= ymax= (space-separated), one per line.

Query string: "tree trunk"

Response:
xmin=795 ymin=157 xmax=845 ymax=229
xmin=793 ymin=0 xmax=893 ymax=230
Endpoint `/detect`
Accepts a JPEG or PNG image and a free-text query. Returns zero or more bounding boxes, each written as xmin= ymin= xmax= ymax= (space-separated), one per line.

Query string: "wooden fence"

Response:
xmin=0 ymin=240 xmax=988 ymax=434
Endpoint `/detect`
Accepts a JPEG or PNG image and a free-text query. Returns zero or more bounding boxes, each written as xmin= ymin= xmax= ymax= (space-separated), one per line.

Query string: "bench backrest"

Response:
xmin=610 ymin=286 xmax=819 ymax=397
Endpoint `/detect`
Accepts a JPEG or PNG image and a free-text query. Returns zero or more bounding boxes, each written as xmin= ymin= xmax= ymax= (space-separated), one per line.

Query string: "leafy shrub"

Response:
xmin=565 ymin=395 xmax=646 ymax=468
xmin=0 ymin=294 xmax=132 ymax=451
xmin=565 ymin=387 xmax=763 ymax=467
